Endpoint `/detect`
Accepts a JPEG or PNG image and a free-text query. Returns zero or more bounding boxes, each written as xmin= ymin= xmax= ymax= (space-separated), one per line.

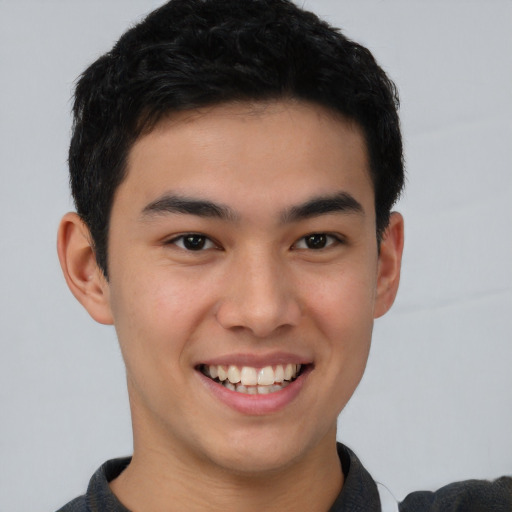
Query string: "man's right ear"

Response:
xmin=57 ymin=212 xmax=114 ymax=325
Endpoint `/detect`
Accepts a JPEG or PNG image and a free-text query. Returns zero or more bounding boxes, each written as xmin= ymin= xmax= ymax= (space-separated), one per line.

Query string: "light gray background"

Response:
xmin=1 ymin=1 xmax=511 ymax=511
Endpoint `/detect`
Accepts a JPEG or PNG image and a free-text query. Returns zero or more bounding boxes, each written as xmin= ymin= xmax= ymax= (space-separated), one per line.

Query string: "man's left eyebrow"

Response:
xmin=281 ymin=192 xmax=364 ymax=223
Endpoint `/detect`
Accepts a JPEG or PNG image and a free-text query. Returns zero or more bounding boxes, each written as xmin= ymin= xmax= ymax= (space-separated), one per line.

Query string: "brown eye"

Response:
xmin=305 ymin=234 xmax=328 ymax=249
xmin=183 ymin=235 xmax=207 ymax=250
xmin=171 ymin=234 xmax=216 ymax=251
xmin=294 ymin=233 xmax=341 ymax=250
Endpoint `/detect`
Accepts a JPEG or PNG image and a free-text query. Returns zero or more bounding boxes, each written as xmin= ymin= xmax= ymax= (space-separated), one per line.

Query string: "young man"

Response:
xmin=56 ymin=0 xmax=511 ymax=510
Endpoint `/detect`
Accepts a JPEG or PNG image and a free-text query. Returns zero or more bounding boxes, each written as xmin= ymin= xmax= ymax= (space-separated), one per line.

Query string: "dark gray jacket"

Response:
xmin=57 ymin=444 xmax=512 ymax=512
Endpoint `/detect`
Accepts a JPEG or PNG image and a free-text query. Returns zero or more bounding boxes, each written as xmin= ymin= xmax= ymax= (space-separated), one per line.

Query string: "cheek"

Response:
xmin=309 ymin=275 xmax=375 ymax=408
xmin=300 ymin=262 xmax=376 ymax=403
xmin=109 ymin=272 xmax=190 ymax=366
xmin=301 ymin=261 xmax=377 ymax=338
xmin=108 ymin=274 xmax=201 ymax=416
xmin=109 ymin=267 xmax=223 ymax=390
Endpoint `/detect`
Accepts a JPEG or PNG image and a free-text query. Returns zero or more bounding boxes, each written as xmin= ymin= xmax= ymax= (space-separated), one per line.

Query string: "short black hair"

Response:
xmin=69 ymin=0 xmax=404 ymax=277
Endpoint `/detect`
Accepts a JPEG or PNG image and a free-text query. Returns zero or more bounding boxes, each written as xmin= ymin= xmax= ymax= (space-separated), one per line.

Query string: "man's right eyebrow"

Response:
xmin=140 ymin=194 xmax=238 ymax=221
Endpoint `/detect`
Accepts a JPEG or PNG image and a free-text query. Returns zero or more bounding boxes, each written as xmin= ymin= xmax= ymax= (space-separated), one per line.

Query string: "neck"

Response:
xmin=110 ymin=427 xmax=343 ymax=512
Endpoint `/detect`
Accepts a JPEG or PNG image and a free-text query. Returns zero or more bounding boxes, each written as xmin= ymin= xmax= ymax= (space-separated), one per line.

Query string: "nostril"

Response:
xmin=215 ymin=303 xmax=301 ymax=338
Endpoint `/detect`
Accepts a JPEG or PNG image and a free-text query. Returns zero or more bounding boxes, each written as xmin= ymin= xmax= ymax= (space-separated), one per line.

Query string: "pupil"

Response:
xmin=306 ymin=234 xmax=327 ymax=249
xmin=184 ymin=235 xmax=205 ymax=250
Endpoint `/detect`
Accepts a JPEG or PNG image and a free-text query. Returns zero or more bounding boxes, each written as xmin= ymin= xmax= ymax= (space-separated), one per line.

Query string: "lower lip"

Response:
xmin=197 ymin=368 xmax=310 ymax=415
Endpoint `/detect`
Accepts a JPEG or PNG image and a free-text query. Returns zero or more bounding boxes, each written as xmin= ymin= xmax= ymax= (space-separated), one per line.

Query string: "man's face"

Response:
xmin=101 ymin=101 xmax=399 ymax=473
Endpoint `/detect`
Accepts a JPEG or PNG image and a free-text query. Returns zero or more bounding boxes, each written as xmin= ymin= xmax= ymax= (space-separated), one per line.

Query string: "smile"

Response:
xmin=200 ymin=363 xmax=303 ymax=394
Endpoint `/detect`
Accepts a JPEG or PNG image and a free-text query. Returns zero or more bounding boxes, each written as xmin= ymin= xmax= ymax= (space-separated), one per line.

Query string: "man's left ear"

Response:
xmin=374 ymin=212 xmax=404 ymax=319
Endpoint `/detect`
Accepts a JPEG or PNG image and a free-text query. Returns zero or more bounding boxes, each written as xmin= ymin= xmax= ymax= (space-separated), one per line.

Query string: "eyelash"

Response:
xmin=293 ymin=233 xmax=343 ymax=250
xmin=166 ymin=233 xmax=218 ymax=251
xmin=166 ymin=232 xmax=343 ymax=251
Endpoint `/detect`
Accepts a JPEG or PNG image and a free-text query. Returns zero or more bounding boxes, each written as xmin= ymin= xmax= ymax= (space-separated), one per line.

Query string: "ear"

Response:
xmin=57 ymin=212 xmax=114 ymax=325
xmin=374 ymin=212 xmax=404 ymax=319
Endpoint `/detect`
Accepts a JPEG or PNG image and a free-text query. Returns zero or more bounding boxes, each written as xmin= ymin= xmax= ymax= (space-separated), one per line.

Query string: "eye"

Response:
xmin=169 ymin=233 xmax=217 ymax=251
xmin=294 ymin=233 xmax=341 ymax=250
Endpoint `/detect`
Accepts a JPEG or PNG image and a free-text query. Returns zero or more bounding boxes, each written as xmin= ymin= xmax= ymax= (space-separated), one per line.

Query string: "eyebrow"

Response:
xmin=140 ymin=191 xmax=364 ymax=224
xmin=141 ymin=194 xmax=238 ymax=221
xmin=281 ymin=192 xmax=364 ymax=223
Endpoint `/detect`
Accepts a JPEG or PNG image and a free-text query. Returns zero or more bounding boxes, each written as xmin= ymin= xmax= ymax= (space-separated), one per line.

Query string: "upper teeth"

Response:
xmin=203 ymin=363 xmax=301 ymax=386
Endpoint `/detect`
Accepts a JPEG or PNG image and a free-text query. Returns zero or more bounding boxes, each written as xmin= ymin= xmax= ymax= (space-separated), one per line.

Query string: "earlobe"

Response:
xmin=57 ymin=212 xmax=114 ymax=325
xmin=374 ymin=212 xmax=404 ymax=319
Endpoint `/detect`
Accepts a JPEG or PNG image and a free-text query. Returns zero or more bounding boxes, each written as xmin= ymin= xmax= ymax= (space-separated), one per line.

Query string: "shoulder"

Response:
xmin=400 ymin=476 xmax=512 ymax=512
xmin=55 ymin=457 xmax=131 ymax=512
xmin=55 ymin=495 xmax=87 ymax=512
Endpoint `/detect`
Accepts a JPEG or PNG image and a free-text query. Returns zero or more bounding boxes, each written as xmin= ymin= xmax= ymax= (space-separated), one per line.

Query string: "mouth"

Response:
xmin=198 ymin=363 xmax=306 ymax=395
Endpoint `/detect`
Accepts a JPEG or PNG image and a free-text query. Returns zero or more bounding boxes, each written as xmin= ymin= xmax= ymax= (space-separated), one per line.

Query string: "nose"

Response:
xmin=215 ymin=249 xmax=301 ymax=338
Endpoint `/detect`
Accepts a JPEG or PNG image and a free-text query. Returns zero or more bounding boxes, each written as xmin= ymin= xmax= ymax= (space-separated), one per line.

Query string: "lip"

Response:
xmin=199 ymin=351 xmax=310 ymax=368
xmin=196 ymin=362 xmax=312 ymax=415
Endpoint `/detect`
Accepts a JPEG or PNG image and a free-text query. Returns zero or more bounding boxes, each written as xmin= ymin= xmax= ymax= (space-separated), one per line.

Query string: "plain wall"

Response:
xmin=0 ymin=1 xmax=510 ymax=510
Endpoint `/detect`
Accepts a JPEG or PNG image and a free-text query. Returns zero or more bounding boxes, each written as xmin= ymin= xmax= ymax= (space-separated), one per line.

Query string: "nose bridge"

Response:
xmin=216 ymin=244 xmax=300 ymax=336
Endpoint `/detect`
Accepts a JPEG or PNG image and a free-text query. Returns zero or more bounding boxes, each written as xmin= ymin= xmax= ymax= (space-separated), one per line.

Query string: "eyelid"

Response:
xmin=293 ymin=233 xmax=344 ymax=250
xmin=166 ymin=233 xmax=219 ymax=251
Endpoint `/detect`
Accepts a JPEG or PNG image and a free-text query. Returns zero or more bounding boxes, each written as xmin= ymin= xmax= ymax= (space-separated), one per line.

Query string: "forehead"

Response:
xmin=119 ymin=100 xmax=374 ymax=218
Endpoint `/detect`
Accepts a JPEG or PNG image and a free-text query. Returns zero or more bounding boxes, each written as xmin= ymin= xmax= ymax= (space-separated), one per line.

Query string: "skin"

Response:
xmin=58 ymin=100 xmax=404 ymax=511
